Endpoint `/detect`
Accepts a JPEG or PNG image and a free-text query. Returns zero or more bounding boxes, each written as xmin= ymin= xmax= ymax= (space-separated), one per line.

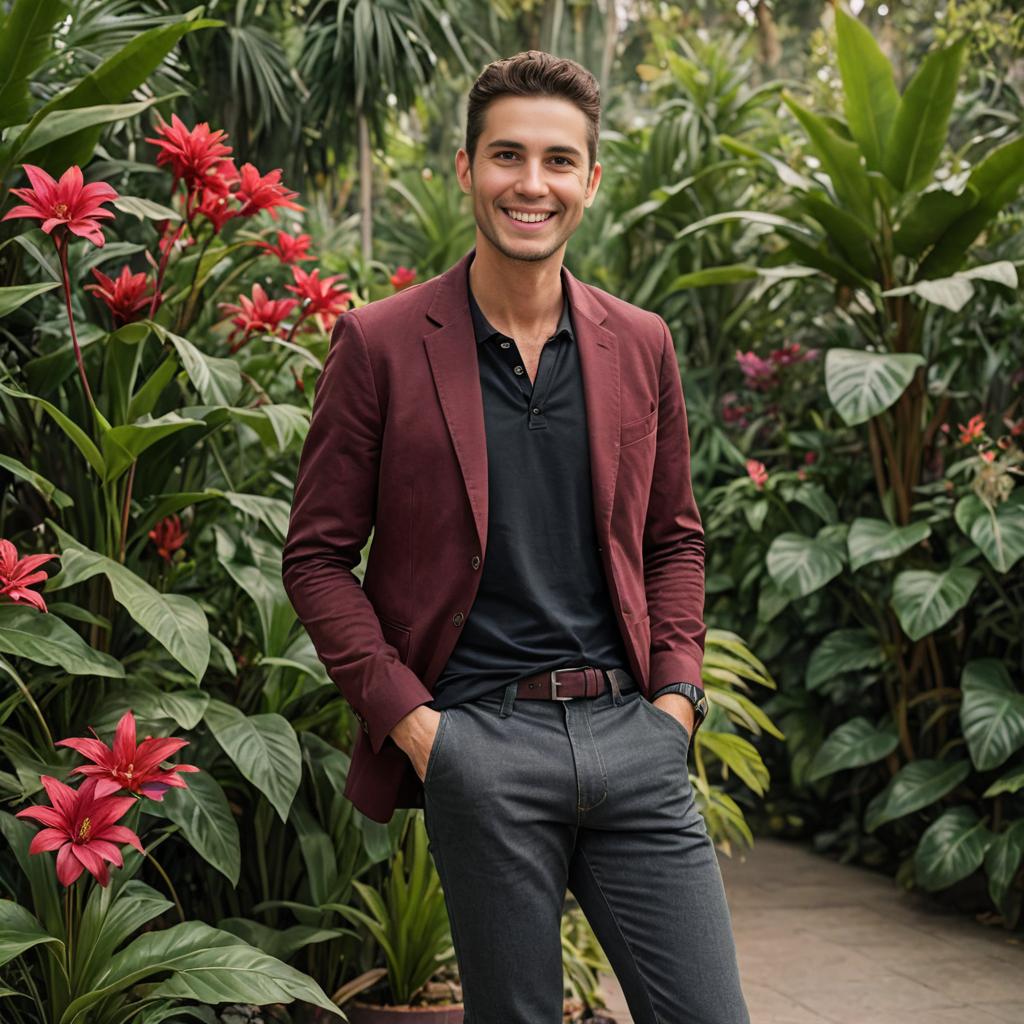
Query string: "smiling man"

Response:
xmin=283 ymin=50 xmax=749 ymax=1024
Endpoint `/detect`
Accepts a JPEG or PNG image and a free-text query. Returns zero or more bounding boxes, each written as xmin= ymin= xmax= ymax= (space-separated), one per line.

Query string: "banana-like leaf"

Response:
xmin=882 ymin=260 xmax=1018 ymax=312
xmin=0 ymin=0 xmax=68 ymax=129
xmin=0 ymin=281 xmax=61 ymax=317
xmin=0 ymin=605 xmax=123 ymax=677
xmin=0 ymin=899 xmax=63 ymax=969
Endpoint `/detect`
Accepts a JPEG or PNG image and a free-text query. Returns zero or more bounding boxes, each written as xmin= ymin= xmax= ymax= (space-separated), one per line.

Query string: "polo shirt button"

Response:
xmin=471 ymin=555 xmax=481 ymax=569
xmin=532 ymin=407 xmax=541 ymax=415
xmin=453 ymin=611 xmax=465 ymax=626
xmin=514 ymin=365 xmax=524 ymax=375
xmin=500 ymin=341 xmax=511 ymax=349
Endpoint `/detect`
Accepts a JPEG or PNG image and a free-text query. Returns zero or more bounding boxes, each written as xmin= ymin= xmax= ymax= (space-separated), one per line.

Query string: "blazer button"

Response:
xmin=471 ymin=555 xmax=481 ymax=570
xmin=452 ymin=611 xmax=465 ymax=626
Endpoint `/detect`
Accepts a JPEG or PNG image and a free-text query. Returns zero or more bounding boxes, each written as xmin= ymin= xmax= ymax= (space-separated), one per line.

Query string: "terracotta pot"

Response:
xmin=344 ymin=1002 xmax=464 ymax=1024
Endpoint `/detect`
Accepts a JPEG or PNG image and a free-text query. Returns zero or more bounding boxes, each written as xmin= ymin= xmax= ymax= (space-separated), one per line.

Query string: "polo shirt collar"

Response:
xmin=467 ymin=262 xmax=574 ymax=346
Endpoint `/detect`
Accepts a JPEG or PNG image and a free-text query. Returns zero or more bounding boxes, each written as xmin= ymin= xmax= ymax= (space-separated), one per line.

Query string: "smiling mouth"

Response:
xmin=501 ymin=207 xmax=557 ymax=224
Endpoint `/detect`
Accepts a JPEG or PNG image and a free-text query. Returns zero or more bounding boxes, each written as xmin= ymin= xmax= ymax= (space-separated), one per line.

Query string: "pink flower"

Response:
xmin=146 ymin=114 xmax=233 ymax=194
xmin=746 ymin=459 xmax=769 ymax=489
xmin=958 ymin=414 xmax=986 ymax=445
xmin=257 ymin=230 xmax=313 ymax=265
xmin=735 ymin=350 xmax=778 ymax=391
xmin=15 ymin=775 xmax=143 ymax=887
xmin=2 ymin=164 xmax=118 ymax=247
xmin=57 ymin=709 xmax=199 ymax=801
xmin=0 ymin=540 xmax=58 ymax=613
xmin=236 ymin=164 xmax=303 ymax=219
xmin=219 ymin=283 xmax=298 ymax=351
xmin=980 ymin=450 xmax=996 ymax=463
xmin=390 ymin=266 xmax=417 ymax=291
xmin=85 ymin=266 xmax=158 ymax=325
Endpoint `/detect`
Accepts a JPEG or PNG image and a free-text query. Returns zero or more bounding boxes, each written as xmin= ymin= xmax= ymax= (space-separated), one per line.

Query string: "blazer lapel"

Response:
xmin=423 ymin=247 xmax=621 ymax=557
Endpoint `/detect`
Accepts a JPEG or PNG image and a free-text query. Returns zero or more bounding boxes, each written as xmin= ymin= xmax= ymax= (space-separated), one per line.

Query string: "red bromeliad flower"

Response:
xmin=258 ymin=230 xmax=313 ymax=265
xmin=2 ymin=164 xmax=118 ymax=247
xmin=15 ymin=775 xmax=144 ymax=887
xmin=390 ymin=265 xmax=417 ymax=290
xmin=219 ymin=283 xmax=298 ymax=351
xmin=958 ymin=414 xmax=986 ymax=445
xmin=146 ymin=114 xmax=233 ymax=194
xmin=57 ymin=709 xmax=199 ymax=801
xmin=746 ymin=458 xmax=769 ymax=489
xmin=148 ymin=514 xmax=187 ymax=563
xmin=85 ymin=265 xmax=158 ymax=325
xmin=286 ymin=266 xmax=352 ymax=331
xmin=0 ymin=540 xmax=58 ymax=613
xmin=236 ymin=163 xmax=303 ymax=219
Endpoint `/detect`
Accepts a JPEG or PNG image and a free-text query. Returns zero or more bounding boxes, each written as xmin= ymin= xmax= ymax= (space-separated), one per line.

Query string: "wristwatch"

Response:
xmin=649 ymin=682 xmax=708 ymax=734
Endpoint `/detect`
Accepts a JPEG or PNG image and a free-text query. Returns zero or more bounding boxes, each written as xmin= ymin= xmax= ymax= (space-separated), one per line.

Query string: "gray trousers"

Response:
xmin=422 ymin=678 xmax=751 ymax=1024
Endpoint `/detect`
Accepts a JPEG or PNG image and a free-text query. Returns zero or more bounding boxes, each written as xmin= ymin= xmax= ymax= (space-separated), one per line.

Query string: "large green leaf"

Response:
xmin=0 ymin=454 xmax=73 ymax=508
xmin=203 ymin=700 xmax=301 ymax=822
xmin=893 ymin=181 xmax=980 ymax=258
xmin=62 ymin=920 xmax=340 ymax=1022
xmin=148 ymin=769 xmax=240 ymax=887
xmin=984 ymin=767 xmax=1024 ymax=799
xmin=12 ymin=96 xmax=170 ymax=157
xmin=890 ymin=567 xmax=981 ymax=641
xmin=222 ymin=492 xmax=292 ymax=542
xmin=960 ymin=659 xmax=1024 ymax=772
xmin=954 ymin=492 xmax=1024 ymax=573
xmin=805 ymin=628 xmax=885 ymax=691
xmin=216 ymin=918 xmax=348 ymax=962
xmin=100 ymin=411 xmax=205 ymax=483
xmin=824 ymin=349 xmax=926 ymax=427
xmin=229 ymin=404 xmax=309 ymax=451
xmin=0 ymin=899 xmax=63 ymax=969
xmin=807 ymin=717 xmax=900 ymax=781
xmin=49 ymin=538 xmax=209 ymax=683
xmin=765 ymin=530 xmax=845 ymax=599
xmin=795 ymin=193 xmax=878 ymax=279
xmin=882 ymin=38 xmax=966 ymax=193
xmin=914 ymin=806 xmax=992 ymax=891
xmin=0 ymin=281 xmax=61 ymax=317
xmin=7 ymin=11 xmax=222 ymax=172
xmin=847 ymin=517 xmax=931 ymax=570
xmin=918 ymin=136 xmax=1024 ymax=279
xmin=0 ymin=0 xmax=68 ymax=129
xmin=835 ymin=6 xmax=899 ymax=173
xmin=148 ymin=322 xmax=243 ymax=406
xmin=984 ymin=818 xmax=1024 ymax=910
xmin=781 ymin=91 xmax=875 ymax=225
xmin=92 ymin=683 xmax=209 ymax=732
xmin=0 ymin=605 xmax=123 ymax=677
xmin=864 ymin=759 xmax=971 ymax=832
xmin=882 ymin=260 xmax=1017 ymax=313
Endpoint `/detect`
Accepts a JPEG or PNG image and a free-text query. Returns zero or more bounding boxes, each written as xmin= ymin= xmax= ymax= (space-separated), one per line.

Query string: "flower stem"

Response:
xmin=145 ymin=848 xmax=186 ymax=922
xmin=55 ymin=234 xmax=96 ymax=410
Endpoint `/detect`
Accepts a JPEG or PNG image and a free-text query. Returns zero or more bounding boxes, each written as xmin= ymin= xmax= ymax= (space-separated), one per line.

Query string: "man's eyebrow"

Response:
xmin=484 ymin=139 xmax=583 ymax=159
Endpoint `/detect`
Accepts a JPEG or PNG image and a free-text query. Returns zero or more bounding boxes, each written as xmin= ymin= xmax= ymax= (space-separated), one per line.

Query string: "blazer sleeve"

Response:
xmin=642 ymin=315 xmax=708 ymax=692
xmin=282 ymin=312 xmax=433 ymax=754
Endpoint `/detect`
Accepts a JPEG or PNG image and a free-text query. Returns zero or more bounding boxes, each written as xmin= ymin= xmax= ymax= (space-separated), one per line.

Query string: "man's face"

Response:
xmin=456 ymin=95 xmax=601 ymax=264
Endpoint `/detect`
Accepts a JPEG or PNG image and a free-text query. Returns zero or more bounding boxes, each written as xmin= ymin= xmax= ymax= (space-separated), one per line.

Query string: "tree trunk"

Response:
xmin=359 ymin=109 xmax=373 ymax=264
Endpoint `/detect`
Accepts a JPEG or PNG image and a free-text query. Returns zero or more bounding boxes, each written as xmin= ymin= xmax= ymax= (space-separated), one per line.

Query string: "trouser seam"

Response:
xmin=577 ymin=845 xmax=661 ymax=1024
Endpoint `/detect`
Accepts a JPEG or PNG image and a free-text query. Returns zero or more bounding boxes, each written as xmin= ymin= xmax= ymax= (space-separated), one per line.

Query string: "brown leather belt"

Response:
xmin=514 ymin=665 xmax=635 ymax=700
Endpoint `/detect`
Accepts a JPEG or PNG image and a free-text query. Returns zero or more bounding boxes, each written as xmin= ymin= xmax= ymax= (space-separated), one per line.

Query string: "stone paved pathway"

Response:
xmin=598 ymin=836 xmax=1024 ymax=1023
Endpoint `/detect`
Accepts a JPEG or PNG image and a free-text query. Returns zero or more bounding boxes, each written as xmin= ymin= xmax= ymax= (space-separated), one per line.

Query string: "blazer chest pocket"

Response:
xmin=620 ymin=407 xmax=657 ymax=447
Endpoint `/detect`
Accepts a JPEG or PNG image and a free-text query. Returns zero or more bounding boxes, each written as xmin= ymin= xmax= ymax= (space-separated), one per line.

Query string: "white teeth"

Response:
xmin=504 ymin=209 xmax=553 ymax=223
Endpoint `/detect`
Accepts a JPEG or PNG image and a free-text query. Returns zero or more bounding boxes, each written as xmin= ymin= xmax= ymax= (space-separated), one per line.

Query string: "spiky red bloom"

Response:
xmin=236 ymin=163 xmax=303 ymax=219
xmin=146 ymin=114 xmax=233 ymax=193
xmin=2 ymin=164 xmax=118 ymax=247
xmin=0 ymin=540 xmax=58 ymax=613
xmin=85 ymin=265 xmax=157 ymax=325
xmin=286 ymin=266 xmax=352 ymax=330
xmin=148 ymin=514 xmax=187 ymax=563
xmin=15 ymin=775 xmax=143 ymax=887
xmin=746 ymin=458 xmax=769 ymax=489
xmin=219 ymin=283 xmax=297 ymax=351
xmin=390 ymin=266 xmax=417 ymax=291
xmin=258 ymin=230 xmax=313 ymax=265
xmin=57 ymin=709 xmax=199 ymax=802
xmin=958 ymin=413 xmax=986 ymax=446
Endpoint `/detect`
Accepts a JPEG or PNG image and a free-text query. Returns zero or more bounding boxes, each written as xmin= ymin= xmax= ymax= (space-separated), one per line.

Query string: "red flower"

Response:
xmin=2 ymin=164 xmax=118 ymax=247
xmin=980 ymin=449 xmax=996 ymax=463
xmin=15 ymin=775 xmax=143 ymax=887
xmin=57 ymin=709 xmax=199 ymax=801
xmin=195 ymin=188 xmax=239 ymax=234
xmin=258 ymin=230 xmax=313 ymax=265
xmin=735 ymin=350 xmax=778 ymax=392
xmin=236 ymin=163 xmax=303 ymax=219
xmin=0 ymin=540 xmax=58 ymax=613
xmin=958 ymin=414 xmax=986 ymax=445
xmin=219 ymin=283 xmax=298 ymax=351
xmin=85 ymin=265 xmax=158 ymax=325
xmin=746 ymin=458 xmax=769 ymax=489
xmin=804 ymin=450 xmax=817 ymax=465
xmin=390 ymin=266 xmax=417 ymax=290
xmin=148 ymin=514 xmax=187 ymax=563
xmin=286 ymin=266 xmax=352 ymax=329
xmin=146 ymin=114 xmax=233 ymax=194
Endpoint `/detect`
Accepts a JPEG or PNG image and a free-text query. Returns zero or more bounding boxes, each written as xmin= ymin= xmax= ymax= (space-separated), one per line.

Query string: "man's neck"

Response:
xmin=468 ymin=245 xmax=564 ymax=341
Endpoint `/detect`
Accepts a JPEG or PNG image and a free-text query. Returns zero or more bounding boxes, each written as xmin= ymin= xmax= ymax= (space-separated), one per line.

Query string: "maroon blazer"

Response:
xmin=282 ymin=246 xmax=706 ymax=823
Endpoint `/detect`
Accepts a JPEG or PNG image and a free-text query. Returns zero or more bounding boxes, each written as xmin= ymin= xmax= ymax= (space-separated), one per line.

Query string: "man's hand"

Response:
xmin=652 ymin=692 xmax=696 ymax=737
xmin=390 ymin=705 xmax=443 ymax=783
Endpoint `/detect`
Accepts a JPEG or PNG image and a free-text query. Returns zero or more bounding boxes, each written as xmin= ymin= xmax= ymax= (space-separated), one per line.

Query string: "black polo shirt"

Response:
xmin=428 ymin=257 xmax=631 ymax=710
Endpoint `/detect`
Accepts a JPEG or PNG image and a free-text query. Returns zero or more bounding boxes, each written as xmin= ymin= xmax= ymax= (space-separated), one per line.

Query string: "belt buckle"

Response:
xmin=550 ymin=665 xmax=592 ymax=700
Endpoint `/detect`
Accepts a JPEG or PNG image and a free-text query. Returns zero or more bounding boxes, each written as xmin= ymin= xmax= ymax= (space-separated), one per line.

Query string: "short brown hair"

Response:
xmin=465 ymin=50 xmax=601 ymax=174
